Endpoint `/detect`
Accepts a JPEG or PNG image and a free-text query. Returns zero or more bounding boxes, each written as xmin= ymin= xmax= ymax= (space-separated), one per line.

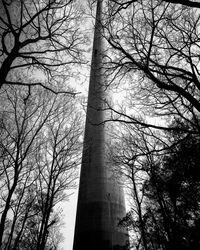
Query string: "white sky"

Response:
xmin=60 ymin=190 xmax=78 ymax=250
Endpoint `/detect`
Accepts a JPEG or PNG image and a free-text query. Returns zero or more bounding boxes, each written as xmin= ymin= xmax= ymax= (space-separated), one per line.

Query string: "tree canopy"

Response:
xmin=0 ymin=0 xmax=86 ymax=94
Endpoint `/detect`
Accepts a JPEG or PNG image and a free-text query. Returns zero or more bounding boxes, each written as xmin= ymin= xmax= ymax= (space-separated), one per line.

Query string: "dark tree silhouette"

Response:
xmin=109 ymin=0 xmax=200 ymax=11
xmin=110 ymin=121 xmax=200 ymax=250
xmin=0 ymin=0 xmax=85 ymax=94
xmin=101 ymin=0 xmax=200 ymax=134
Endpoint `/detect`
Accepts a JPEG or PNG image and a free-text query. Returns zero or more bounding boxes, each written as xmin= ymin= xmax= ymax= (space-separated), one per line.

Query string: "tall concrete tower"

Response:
xmin=73 ymin=1 xmax=129 ymax=249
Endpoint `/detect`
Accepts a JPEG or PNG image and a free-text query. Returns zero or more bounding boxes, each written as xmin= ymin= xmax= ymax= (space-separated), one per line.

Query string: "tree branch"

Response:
xmin=4 ymin=81 xmax=80 ymax=96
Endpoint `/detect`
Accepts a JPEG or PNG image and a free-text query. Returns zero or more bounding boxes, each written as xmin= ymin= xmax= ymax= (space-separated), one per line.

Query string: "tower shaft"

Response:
xmin=73 ymin=1 xmax=128 ymax=249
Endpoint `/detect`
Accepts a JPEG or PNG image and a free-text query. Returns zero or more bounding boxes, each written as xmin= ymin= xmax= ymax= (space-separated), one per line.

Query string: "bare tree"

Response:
xmin=101 ymin=0 xmax=200 ymax=134
xmin=108 ymin=0 xmax=200 ymax=12
xmin=109 ymin=118 xmax=200 ymax=250
xmin=34 ymin=96 xmax=82 ymax=250
xmin=100 ymin=1 xmax=200 ymax=248
xmin=110 ymin=123 xmax=165 ymax=250
xmin=0 ymin=85 xmax=53 ymax=248
xmin=0 ymin=0 xmax=86 ymax=94
xmin=0 ymin=85 xmax=82 ymax=250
